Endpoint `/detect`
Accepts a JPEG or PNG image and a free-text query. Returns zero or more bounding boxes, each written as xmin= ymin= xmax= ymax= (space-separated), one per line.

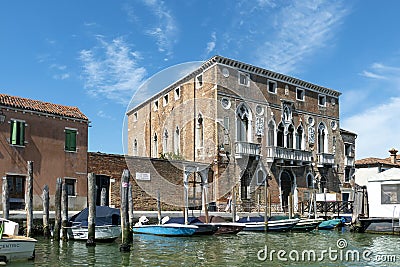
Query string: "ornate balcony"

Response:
xmin=266 ymin=146 xmax=313 ymax=163
xmin=235 ymin=142 xmax=261 ymax=159
xmin=317 ymin=153 xmax=335 ymax=166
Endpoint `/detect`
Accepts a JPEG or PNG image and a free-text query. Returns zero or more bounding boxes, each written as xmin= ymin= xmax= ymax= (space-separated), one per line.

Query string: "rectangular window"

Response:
xmin=344 ymin=167 xmax=351 ymax=182
xmin=196 ymin=74 xmax=203 ymax=89
xmin=296 ymin=88 xmax=305 ymax=101
xmin=65 ymin=178 xmax=76 ymax=196
xmin=267 ymin=80 xmax=277 ymax=94
xmin=154 ymin=100 xmax=159 ymax=111
xmin=163 ymin=94 xmax=169 ymax=106
xmin=223 ymin=116 xmax=230 ymax=131
xmin=133 ymin=112 xmax=138 ymax=122
xmin=238 ymin=72 xmax=250 ymax=86
xmin=381 ymin=184 xmax=400 ymax=204
xmin=344 ymin=143 xmax=352 ymax=156
xmin=174 ymin=87 xmax=180 ymax=100
xmin=65 ymin=128 xmax=77 ymax=152
xmin=10 ymin=120 xmax=25 ymax=146
xmin=318 ymin=95 xmax=326 ymax=106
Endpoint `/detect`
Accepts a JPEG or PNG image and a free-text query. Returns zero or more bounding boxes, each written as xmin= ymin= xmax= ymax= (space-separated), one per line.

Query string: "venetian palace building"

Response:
xmin=127 ymin=55 xmax=356 ymax=212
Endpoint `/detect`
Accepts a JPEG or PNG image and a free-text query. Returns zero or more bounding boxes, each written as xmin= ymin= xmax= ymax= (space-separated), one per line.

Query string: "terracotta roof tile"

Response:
xmin=355 ymin=157 xmax=400 ymax=167
xmin=0 ymin=94 xmax=88 ymax=121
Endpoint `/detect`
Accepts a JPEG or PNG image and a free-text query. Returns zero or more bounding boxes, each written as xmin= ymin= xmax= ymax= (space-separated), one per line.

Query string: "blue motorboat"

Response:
xmin=132 ymin=216 xmax=198 ymax=237
xmin=237 ymin=216 xmax=300 ymax=232
xmin=318 ymin=218 xmax=346 ymax=230
xmin=132 ymin=224 xmax=198 ymax=236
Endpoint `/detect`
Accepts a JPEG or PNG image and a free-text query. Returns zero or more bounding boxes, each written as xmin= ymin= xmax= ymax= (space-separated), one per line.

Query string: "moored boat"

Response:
xmin=318 ymin=218 xmax=345 ymax=230
xmin=132 ymin=224 xmax=198 ymax=236
xmin=292 ymin=218 xmax=324 ymax=232
xmin=197 ymin=216 xmax=244 ymax=235
xmin=164 ymin=217 xmax=218 ymax=235
xmin=0 ymin=218 xmax=37 ymax=263
xmin=237 ymin=216 xmax=300 ymax=232
xmin=65 ymin=206 xmax=121 ymax=242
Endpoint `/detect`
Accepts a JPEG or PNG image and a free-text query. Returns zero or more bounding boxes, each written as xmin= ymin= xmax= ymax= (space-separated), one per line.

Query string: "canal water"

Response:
xmin=8 ymin=228 xmax=400 ymax=266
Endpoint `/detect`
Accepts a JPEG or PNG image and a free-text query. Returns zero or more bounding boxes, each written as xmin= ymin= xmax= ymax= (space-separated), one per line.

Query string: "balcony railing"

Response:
xmin=345 ymin=156 xmax=355 ymax=166
xmin=317 ymin=153 xmax=335 ymax=166
xmin=266 ymin=146 xmax=313 ymax=163
xmin=235 ymin=142 xmax=261 ymax=158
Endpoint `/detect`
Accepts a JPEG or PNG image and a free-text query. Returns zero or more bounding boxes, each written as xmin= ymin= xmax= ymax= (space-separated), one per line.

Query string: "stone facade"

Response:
xmin=127 ymin=55 xmax=357 ymax=212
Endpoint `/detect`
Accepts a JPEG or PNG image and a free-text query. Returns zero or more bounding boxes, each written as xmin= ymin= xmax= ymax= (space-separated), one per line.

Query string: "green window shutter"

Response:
xmin=19 ymin=122 xmax=25 ymax=146
xmin=65 ymin=129 xmax=77 ymax=151
xmin=11 ymin=121 xmax=17 ymax=145
xmin=70 ymin=131 xmax=76 ymax=151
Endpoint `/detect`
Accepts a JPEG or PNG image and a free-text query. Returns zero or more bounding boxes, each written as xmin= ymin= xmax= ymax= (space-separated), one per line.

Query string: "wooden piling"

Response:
xmin=120 ymin=169 xmax=131 ymax=252
xmin=128 ymin=183 xmax=134 ymax=228
xmin=288 ymin=194 xmax=292 ymax=219
xmin=26 ymin=161 xmax=34 ymax=237
xmin=54 ymin=177 xmax=63 ymax=241
xmin=157 ymin=191 xmax=162 ymax=224
xmin=202 ymin=186 xmax=209 ymax=224
xmin=42 ymin=185 xmax=50 ymax=238
xmin=100 ymin=187 xmax=107 ymax=206
xmin=61 ymin=182 xmax=68 ymax=241
xmin=232 ymin=187 xmax=237 ymax=223
xmin=86 ymin=173 xmax=96 ymax=247
xmin=2 ymin=177 xmax=9 ymax=219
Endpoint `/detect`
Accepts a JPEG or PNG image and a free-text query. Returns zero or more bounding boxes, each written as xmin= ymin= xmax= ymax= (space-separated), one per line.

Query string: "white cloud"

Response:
xmin=254 ymin=0 xmax=349 ymax=73
xmin=360 ymin=62 xmax=400 ymax=81
xmin=204 ymin=32 xmax=217 ymax=57
xmin=142 ymin=0 xmax=178 ymax=58
xmin=341 ymin=97 xmax=400 ymax=159
xmin=79 ymin=36 xmax=147 ymax=105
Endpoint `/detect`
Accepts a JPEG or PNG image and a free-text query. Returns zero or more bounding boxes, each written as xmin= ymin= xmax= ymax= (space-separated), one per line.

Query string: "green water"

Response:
xmin=7 ymin=229 xmax=400 ymax=266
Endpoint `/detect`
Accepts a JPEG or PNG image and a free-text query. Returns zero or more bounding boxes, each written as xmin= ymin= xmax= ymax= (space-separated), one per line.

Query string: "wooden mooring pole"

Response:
xmin=61 ymin=182 xmax=69 ymax=241
xmin=86 ymin=173 xmax=96 ymax=247
xmin=128 ymin=183 xmax=134 ymax=228
xmin=26 ymin=161 xmax=34 ymax=237
xmin=2 ymin=177 xmax=9 ymax=219
xmin=100 ymin=187 xmax=107 ymax=206
xmin=42 ymin=185 xmax=50 ymax=238
xmin=157 ymin=190 xmax=162 ymax=225
xmin=54 ymin=177 xmax=63 ymax=241
xmin=120 ymin=169 xmax=131 ymax=252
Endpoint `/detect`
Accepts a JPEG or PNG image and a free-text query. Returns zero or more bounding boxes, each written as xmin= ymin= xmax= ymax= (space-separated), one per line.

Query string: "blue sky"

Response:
xmin=1 ymin=0 xmax=400 ymax=159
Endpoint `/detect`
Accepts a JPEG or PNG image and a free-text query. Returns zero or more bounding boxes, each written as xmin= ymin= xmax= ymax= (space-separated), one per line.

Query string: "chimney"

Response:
xmin=389 ymin=148 xmax=398 ymax=164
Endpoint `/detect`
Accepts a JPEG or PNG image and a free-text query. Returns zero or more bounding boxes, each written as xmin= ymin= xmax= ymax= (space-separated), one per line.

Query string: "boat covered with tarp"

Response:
xmin=66 ymin=206 xmax=121 ymax=241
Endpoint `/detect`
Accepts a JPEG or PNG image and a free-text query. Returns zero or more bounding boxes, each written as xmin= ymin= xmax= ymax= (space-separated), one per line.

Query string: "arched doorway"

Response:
xmin=280 ymin=170 xmax=294 ymax=211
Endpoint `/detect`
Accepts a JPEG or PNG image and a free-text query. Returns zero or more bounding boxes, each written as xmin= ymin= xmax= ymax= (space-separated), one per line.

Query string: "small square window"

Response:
xmin=267 ymin=80 xmax=277 ymax=94
xmin=238 ymin=72 xmax=250 ymax=86
xmin=154 ymin=100 xmax=159 ymax=111
xmin=163 ymin=94 xmax=169 ymax=106
xmin=196 ymin=74 xmax=203 ymax=89
xmin=64 ymin=178 xmax=76 ymax=196
xmin=318 ymin=95 xmax=326 ymax=106
xmin=296 ymin=88 xmax=305 ymax=101
xmin=133 ymin=112 xmax=138 ymax=121
xmin=174 ymin=87 xmax=180 ymax=100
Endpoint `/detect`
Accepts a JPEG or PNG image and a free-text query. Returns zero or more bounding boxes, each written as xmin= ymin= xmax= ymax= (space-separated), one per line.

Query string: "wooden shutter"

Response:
xmin=19 ymin=122 xmax=25 ymax=145
xmin=11 ymin=120 xmax=17 ymax=145
xmin=65 ymin=129 xmax=77 ymax=151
